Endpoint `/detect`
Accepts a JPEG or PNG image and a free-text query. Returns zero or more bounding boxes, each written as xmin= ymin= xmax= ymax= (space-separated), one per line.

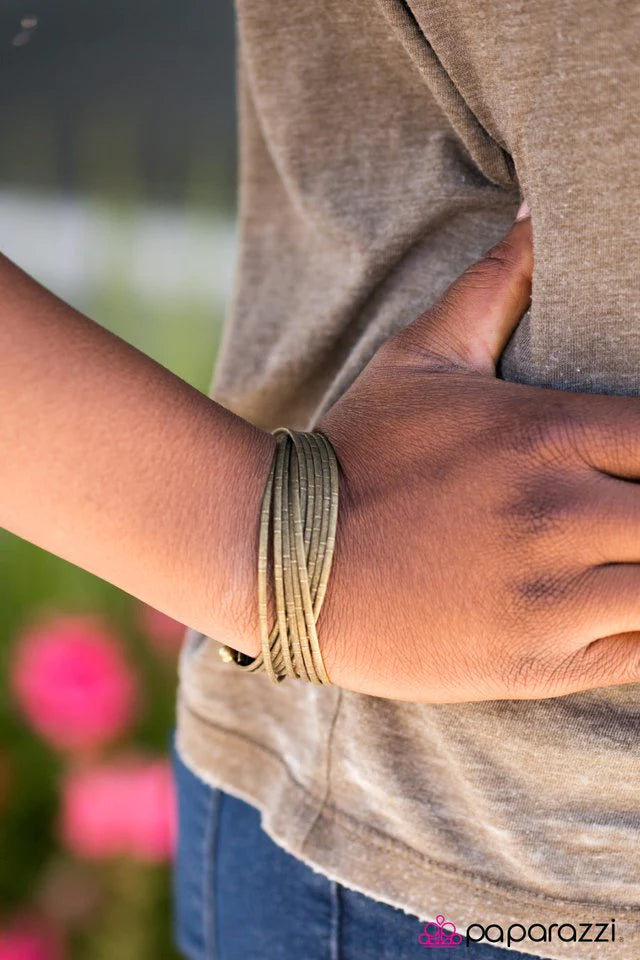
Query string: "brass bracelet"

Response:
xmin=218 ymin=428 xmax=339 ymax=685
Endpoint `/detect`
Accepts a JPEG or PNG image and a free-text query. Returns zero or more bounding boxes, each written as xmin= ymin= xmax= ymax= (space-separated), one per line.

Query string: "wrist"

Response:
xmin=311 ymin=427 xmax=360 ymax=685
xmin=218 ymin=419 xmax=277 ymax=659
xmin=189 ymin=404 xmax=277 ymax=658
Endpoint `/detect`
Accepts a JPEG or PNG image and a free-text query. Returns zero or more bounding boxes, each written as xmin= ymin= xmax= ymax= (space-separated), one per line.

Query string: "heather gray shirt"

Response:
xmin=177 ymin=2 xmax=640 ymax=956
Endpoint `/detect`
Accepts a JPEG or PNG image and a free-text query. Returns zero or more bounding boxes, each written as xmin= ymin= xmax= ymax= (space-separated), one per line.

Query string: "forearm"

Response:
xmin=0 ymin=252 xmax=271 ymax=656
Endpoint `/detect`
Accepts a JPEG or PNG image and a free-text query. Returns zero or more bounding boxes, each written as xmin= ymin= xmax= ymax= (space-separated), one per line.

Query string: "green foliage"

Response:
xmin=0 ymin=176 xmax=224 ymax=958
xmin=0 ymin=539 xmax=183 ymax=957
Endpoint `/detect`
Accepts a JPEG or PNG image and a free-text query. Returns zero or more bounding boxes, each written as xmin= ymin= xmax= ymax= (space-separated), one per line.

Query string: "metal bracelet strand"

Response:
xmin=218 ymin=428 xmax=338 ymax=685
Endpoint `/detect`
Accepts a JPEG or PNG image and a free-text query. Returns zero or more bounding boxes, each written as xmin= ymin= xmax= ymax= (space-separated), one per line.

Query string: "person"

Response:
xmin=1 ymin=2 xmax=638 ymax=960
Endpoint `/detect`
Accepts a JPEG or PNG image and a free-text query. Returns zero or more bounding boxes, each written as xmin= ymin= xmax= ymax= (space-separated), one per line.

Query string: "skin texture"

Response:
xmin=0 ymin=251 xmax=275 ymax=651
xmin=4 ymin=206 xmax=640 ymax=704
xmin=316 ymin=209 xmax=640 ymax=702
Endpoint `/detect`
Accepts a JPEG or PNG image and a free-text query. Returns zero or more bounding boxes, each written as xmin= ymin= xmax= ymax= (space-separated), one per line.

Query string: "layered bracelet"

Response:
xmin=218 ymin=427 xmax=339 ymax=685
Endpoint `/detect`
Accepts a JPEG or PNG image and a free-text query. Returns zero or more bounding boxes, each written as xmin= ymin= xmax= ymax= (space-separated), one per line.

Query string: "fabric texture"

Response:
xmin=172 ymin=744 xmax=542 ymax=960
xmin=176 ymin=1 xmax=640 ymax=958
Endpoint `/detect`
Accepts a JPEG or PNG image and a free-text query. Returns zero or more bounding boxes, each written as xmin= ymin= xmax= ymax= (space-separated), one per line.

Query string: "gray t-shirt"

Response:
xmin=177 ymin=1 xmax=640 ymax=957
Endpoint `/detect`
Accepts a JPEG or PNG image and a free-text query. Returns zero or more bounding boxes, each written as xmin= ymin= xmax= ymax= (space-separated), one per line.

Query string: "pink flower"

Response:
xmin=0 ymin=919 xmax=63 ymax=960
xmin=60 ymin=756 xmax=176 ymax=862
xmin=136 ymin=602 xmax=186 ymax=658
xmin=11 ymin=614 xmax=138 ymax=752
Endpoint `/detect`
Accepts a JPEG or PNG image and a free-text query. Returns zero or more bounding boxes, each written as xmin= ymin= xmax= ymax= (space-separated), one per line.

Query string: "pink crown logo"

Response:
xmin=418 ymin=915 xmax=463 ymax=949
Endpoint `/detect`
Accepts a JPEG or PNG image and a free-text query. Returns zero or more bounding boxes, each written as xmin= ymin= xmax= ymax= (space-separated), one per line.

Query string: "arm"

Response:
xmin=0 ymin=252 xmax=271 ymax=657
xmin=4 ymin=213 xmax=640 ymax=705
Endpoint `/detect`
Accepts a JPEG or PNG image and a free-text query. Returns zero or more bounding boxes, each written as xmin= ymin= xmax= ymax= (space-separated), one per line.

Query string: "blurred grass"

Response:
xmin=0 ymin=112 xmax=231 ymax=957
xmin=0 ymin=533 xmax=184 ymax=959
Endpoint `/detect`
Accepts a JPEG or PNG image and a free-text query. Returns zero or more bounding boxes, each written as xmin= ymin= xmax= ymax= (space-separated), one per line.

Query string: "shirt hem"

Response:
xmin=176 ymin=696 xmax=640 ymax=960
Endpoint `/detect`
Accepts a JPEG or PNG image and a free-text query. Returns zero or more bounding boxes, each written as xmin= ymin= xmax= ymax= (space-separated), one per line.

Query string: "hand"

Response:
xmin=317 ymin=209 xmax=640 ymax=702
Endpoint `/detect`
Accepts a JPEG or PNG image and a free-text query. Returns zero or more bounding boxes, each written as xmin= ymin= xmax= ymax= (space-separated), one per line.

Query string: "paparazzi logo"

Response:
xmin=466 ymin=919 xmax=617 ymax=948
xmin=419 ymin=916 xmax=617 ymax=950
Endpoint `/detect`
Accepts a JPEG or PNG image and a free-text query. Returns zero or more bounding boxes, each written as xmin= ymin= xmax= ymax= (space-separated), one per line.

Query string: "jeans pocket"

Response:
xmin=172 ymin=741 xmax=222 ymax=960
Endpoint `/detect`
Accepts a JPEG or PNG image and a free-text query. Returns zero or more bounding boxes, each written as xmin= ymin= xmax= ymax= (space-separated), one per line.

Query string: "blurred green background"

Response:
xmin=0 ymin=2 xmax=237 ymax=957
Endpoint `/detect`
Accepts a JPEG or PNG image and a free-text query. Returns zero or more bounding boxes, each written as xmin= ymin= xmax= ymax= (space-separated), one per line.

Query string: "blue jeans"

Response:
xmin=172 ymin=746 xmax=545 ymax=960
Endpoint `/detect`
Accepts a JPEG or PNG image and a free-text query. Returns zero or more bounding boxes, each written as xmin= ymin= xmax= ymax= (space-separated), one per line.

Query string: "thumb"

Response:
xmin=398 ymin=200 xmax=533 ymax=375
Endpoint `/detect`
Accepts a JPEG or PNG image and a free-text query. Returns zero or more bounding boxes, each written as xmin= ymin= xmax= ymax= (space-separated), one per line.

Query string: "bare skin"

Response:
xmin=317 ymin=209 xmax=640 ymax=701
xmin=0 ymin=251 xmax=275 ymax=650
xmin=2 ymin=205 xmax=640 ymax=703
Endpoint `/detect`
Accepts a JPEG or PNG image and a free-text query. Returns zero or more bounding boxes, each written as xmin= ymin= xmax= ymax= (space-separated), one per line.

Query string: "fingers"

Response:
xmin=575 ymin=472 xmax=640 ymax=563
xmin=572 ymin=630 xmax=640 ymax=690
xmin=560 ymin=389 xmax=640 ymax=481
xmin=571 ymin=564 xmax=640 ymax=644
xmin=521 ymin=565 xmax=640 ymax=695
xmin=499 ymin=468 xmax=640 ymax=567
xmin=577 ymin=632 xmax=640 ymax=687
xmin=396 ymin=206 xmax=533 ymax=375
xmin=542 ymin=629 xmax=640 ymax=697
